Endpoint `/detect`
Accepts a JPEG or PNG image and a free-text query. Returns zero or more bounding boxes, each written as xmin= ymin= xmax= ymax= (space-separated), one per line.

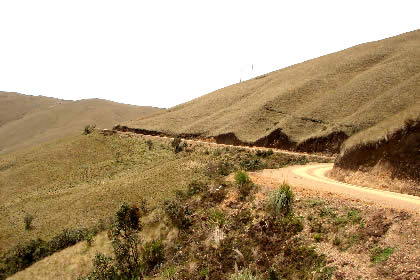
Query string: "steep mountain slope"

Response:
xmin=0 ymin=92 xmax=163 ymax=153
xmin=123 ymin=30 xmax=420 ymax=153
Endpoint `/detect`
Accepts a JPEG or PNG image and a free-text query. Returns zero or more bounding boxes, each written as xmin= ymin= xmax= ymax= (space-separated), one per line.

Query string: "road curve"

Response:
xmin=119 ymin=132 xmax=420 ymax=214
xmin=250 ymin=163 xmax=420 ymax=215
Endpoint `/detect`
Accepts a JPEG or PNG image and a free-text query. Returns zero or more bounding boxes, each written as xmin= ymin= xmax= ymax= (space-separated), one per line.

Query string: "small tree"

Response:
xmin=108 ymin=203 xmax=142 ymax=277
xmin=86 ymin=203 xmax=144 ymax=279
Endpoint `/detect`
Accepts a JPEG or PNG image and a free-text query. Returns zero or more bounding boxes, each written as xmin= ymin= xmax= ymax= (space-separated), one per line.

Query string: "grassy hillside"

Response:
xmin=0 ymin=131 xmax=317 ymax=252
xmin=123 ymin=30 xmax=420 ymax=153
xmin=0 ymin=91 xmax=164 ymax=153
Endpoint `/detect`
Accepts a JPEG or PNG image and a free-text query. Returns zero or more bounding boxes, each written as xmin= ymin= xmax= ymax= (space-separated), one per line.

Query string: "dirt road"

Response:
xmin=120 ymin=132 xmax=420 ymax=214
xmin=249 ymin=163 xmax=420 ymax=215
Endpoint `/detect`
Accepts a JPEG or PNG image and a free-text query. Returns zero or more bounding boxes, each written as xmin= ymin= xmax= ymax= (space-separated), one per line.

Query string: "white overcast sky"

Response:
xmin=0 ymin=1 xmax=418 ymax=108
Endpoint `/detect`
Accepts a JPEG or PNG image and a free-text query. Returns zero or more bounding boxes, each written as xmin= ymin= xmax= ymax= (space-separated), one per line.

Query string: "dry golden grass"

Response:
xmin=0 ymin=91 xmax=163 ymax=154
xmin=125 ymin=30 xmax=420 ymax=146
xmin=0 ymin=132 xmax=208 ymax=251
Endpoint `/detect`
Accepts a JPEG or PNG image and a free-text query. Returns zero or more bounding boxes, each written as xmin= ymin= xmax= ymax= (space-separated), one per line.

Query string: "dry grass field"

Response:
xmin=124 ymin=30 xmax=420 ymax=153
xmin=0 ymin=91 xmax=163 ymax=154
xmin=0 ymin=132 xmax=202 ymax=251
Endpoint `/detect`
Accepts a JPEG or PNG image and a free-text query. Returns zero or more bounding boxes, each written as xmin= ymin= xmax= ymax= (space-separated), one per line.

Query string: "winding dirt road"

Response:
xmin=249 ymin=163 xmax=420 ymax=215
xmin=121 ymin=132 xmax=420 ymax=215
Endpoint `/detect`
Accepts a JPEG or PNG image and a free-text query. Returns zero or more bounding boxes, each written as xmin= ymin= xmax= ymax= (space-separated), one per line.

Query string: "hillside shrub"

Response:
xmin=235 ymin=171 xmax=254 ymax=200
xmin=206 ymin=160 xmax=232 ymax=177
xmin=86 ymin=253 xmax=117 ymax=280
xmin=83 ymin=203 xmax=144 ymax=279
xmin=186 ymin=181 xmax=205 ymax=197
xmin=109 ymin=203 xmax=142 ymax=277
xmin=83 ymin=124 xmax=96 ymax=135
xmin=235 ymin=171 xmax=250 ymax=185
xmin=163 ymin=200 xmax=193 ymax=229
xmin=23 ymin=214 xmax=34 ymax=230
xmin=256 ymin=149 xmax=274 ymax=158
xmin=142 ymin=240 xmax=165 ymax=274
xmin=171 ymin=137 xmax=186 ymax=153
xmin=266 ymin=182 xmax=295 ymax=217
xmin=240 ymin=158 xmax=264 ymax=171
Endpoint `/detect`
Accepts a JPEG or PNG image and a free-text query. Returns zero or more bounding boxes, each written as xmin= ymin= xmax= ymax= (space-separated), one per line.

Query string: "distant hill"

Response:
xmin=0 ymin=92 xmax=163 ymax=153
xmin=123 ymin=30 xmax=420 ymax=154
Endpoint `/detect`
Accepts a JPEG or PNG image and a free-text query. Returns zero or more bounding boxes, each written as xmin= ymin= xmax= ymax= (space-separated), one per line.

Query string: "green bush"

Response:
xmin=142 ymin=240 xmax=165 ymax=274
xmin=208 ymin=209 xmax=227 ymax=228
xmin=84 ymin=203 xmax=144 ymax=279
xmin=235 ymin=171 xmax=250 ymax=185
xmin=186 ymin=181 xmax=205 ymax=197
xmin=266 ymin=182 xmax=295 ymax=217
xmin=163 ymin=200 xmax=193 ymax=229
xmin=234 ymin=171 xmax=254 ymax=200
xmin=86 ymin=232 xmax=95 ymax=248
xmin=108 ymin=203 xmax=142 ymax=277
xmin=85 ymin=253 xmax=117 ymax=280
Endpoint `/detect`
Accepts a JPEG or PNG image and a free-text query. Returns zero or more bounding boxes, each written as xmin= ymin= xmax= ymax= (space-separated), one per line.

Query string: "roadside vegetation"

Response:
xmin=1 ymin=131 xmax=418 ymax=279
xmin=0 ymin=130 xmax=326 ymax=279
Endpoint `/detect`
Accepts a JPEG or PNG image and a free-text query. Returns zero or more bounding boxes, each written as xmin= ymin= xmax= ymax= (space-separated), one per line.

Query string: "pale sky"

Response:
xmin=0 ymin=1 xmax=418 ymax=108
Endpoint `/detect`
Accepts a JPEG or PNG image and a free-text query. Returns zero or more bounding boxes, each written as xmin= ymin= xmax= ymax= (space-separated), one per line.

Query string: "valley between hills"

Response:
xmin=0 ymin=30 xmax=419 ymax=279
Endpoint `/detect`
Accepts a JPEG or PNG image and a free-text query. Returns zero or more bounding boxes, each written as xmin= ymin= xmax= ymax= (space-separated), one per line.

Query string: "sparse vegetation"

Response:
xmin=371 ymin=247 xmax=394 ymax=264
xmin=230 ymin=268 xmax=262 ymax=280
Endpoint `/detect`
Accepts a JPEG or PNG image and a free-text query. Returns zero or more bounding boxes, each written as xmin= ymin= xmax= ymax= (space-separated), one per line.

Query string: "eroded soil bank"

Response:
xmin=113 ymin=125 xmax=347 ymax=155
xmin=333 ymin=120 xmax=420 ymax=196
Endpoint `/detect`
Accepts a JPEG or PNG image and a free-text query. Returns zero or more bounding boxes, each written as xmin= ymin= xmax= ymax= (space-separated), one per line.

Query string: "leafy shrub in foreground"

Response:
xmin=108 ymin=203 xmax=142 ymax=277
xmin=266 ymin=182 xmax=295 ymax=217
xmin=85 ymin=203 xmax=144 ymax=280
